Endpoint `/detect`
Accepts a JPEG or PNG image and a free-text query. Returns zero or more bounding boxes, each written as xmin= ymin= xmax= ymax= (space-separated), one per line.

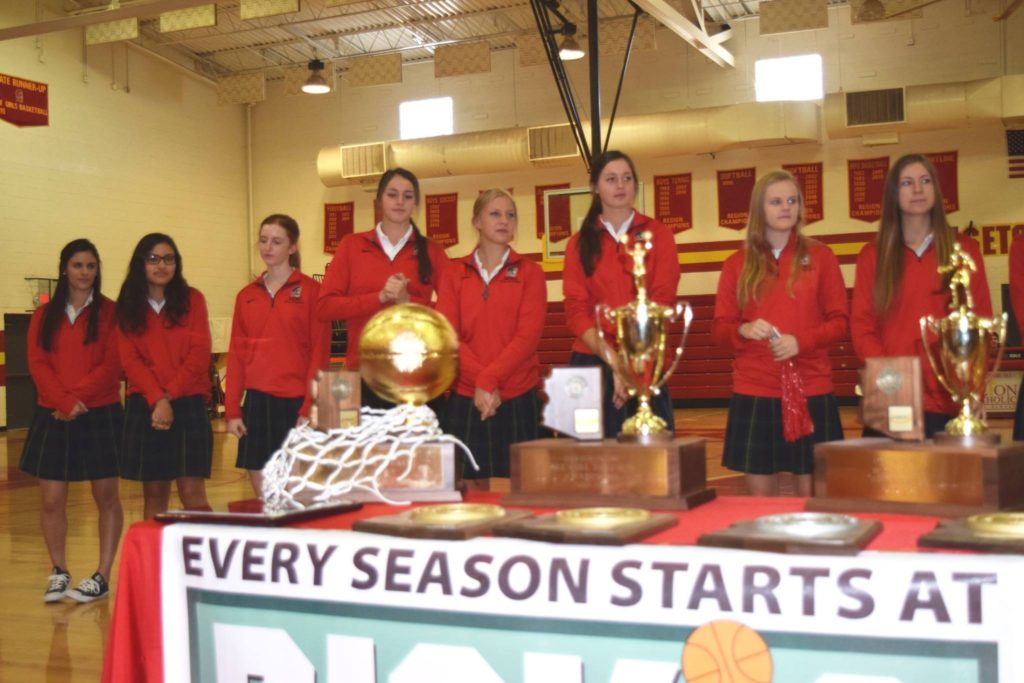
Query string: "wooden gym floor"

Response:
xmin=0 ymin=407 xmax=1011 ymax=681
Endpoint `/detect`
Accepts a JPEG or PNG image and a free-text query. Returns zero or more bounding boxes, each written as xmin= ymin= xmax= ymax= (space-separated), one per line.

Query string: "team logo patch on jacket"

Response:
xmin=506 ymin=265 xmax=518 ymax=279
xmin=290 ymin=285 xmax=302 ymax=299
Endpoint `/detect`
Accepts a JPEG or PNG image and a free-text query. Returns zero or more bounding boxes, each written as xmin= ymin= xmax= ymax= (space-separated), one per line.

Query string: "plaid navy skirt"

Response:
xmin=568 ymin=352 xmax=675 ymax=438
xmin=19 ymin=403 xmax=123 ymax=482
xmin=121 ymin=393 xmax=212 ymax=481
xmin=441 ymin=389 xmax=541 ymax=479
xmin=235 ymin=390 xmax=303 ymax=470
xmin=721 ymin=393 xmax=843 ymax=475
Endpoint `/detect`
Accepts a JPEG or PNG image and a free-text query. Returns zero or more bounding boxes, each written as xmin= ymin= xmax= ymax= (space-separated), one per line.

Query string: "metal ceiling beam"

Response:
xmin=0 ymin=0 xmax=217 ymax=42
xmin=631 ymin=0 xmax=734 ymax=68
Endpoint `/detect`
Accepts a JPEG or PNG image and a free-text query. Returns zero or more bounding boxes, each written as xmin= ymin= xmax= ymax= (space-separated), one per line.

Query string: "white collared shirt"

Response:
xmin=913 ymin=232 xmax=935 ymax=258
xmin=376 ymin=223 xmax=413 ymax=262
xmin=474 ymin=248 xmax=510 ymax=285
xmin=600 ymin=211 xmax=636 ymax=242
xmin=771 ymin=246 xmax=784 ymax=261
xmin=148 ymin=297 xmax=166 ymax=314
xmin=65 ymin=291 xmax=94 ymax=324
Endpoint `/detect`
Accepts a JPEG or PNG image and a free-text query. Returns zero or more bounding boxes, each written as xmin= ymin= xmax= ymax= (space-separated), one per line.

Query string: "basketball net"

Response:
xmin=261 ymin=403 xmax=478 ymax=512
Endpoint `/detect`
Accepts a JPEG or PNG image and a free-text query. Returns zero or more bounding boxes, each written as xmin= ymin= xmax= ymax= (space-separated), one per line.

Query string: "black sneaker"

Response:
xmin=66 ymin=572 xmax=109 ymax=603
xmin=44 ymin=566 xmax=71 ymax=603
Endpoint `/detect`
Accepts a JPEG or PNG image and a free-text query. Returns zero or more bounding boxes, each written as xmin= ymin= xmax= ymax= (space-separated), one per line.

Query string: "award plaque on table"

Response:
xmin=918 ymin=513 xmax=1024 ymax=553
xmin=493 ymin=507 xmax=678 ymax=545
xmin=861 ymin=357 xmax=924 ymax=441
xmin=697 ymin=512 xmax=881 ymax=556
xmin=353 ymin=503 xmax=532 ymax=540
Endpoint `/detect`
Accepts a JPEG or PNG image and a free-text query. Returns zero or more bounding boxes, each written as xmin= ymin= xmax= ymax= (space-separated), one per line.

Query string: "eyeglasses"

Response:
xmin=146 ymin=253 xmax=177 ymax=265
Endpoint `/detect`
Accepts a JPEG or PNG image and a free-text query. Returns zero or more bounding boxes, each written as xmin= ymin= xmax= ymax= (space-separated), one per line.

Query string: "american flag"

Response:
xmin=1010 ymin=130 xmax=1024 ymax=179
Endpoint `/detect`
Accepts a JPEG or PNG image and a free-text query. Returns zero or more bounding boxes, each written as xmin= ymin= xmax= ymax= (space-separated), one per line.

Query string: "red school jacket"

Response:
xmin=27 ymin=296 xmax=122 ymax=413
xmin=562 ymin=213 xmax=681 ymax=356
xmin=225 ymin=270 xmax=331 ymax=420
xmin=712 ymin=235 xmax=849 ymax=398
xmin=117 ymin=287 xmax=212 ymax=408
xmin=851 ymin=235 xmax=992 ymax=415
xmin=436 ymin=249 xmax=547 ymax=400
xmin=316 ymin=229 xmax=450 ymax=369
xmin=1009 ymin=237 xmax=1024 ymax=338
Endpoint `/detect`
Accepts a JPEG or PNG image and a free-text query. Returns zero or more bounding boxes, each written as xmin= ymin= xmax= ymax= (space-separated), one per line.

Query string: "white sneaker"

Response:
xmin=44 ymin=567 xmax=71 ymax=603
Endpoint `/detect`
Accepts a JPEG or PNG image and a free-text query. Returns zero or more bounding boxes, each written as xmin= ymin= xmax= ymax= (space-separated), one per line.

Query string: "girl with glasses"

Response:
xmin=116 ymin=233 xmax=213 ymax=519
xmin=20 ymin=239 xmax=123 ymax=603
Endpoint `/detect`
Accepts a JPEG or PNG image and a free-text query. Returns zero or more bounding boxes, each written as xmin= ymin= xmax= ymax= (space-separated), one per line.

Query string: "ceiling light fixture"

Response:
xmin=557 ymin=23 xmax=584 ymax=61
xmin=302 ymin=58 xmax=331 ymax=94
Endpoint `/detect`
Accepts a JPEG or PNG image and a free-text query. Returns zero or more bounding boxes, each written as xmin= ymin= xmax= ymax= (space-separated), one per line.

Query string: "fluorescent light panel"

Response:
xmin=755 ymin=54 xmax=823 ymax=102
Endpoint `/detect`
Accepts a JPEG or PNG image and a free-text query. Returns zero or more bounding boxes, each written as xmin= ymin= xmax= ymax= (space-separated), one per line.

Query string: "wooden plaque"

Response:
xmin=493 ymin=511 xmax=677 ymax=545
xmin=353 ymin=507 xmax=533 ymax=540
xmin=809 ymin=438 xmax=1024 ymax=517
xmin=503 ymin=437 xmax=716 ymax=510
xmin=541 ymin=367 xmax=603 ymax=440
xmin=155 ymin=501 xmax=362 ymax=526
xmin=861 ymin=357 xmax=924 ymax=440
xmin=918 ymin=518 xmax=1024 ymax=554
xmin=697 ymin=517 xmax=881 ymax=556
xmin=311 ymin=368 xmax=361 ymax=431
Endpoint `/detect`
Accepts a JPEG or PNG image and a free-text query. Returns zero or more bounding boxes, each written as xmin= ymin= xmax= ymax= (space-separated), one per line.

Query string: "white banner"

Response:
xmin=162 ymin=524 xmax=1022 ymax=682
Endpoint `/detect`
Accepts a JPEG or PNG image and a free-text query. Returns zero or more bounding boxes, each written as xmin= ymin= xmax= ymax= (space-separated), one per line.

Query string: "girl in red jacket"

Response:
xmin=562 ymin=150 xmax=681 ymax=437
xmin=116 ymin=233 xmax=213 ymax=520
xmin=851 ymin=154 xmax=992 ymax=437
xmin=1009 ymin=237 xmax=1024 ymax=439
xmin=20 ymin=239 xmax=123 ymax=604
xmin=226 ymin=214 xmax=330 ymax=495
xmin=714 ymin=170 xmax=848 ymax=496
xmin=317 ymin=168 xmax=450 ymax=407
xmin=437 ymin=189 xmax=546 ymax=487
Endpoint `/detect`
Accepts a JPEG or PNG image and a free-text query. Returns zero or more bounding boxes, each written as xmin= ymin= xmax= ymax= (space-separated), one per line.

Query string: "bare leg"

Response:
xmin=793 ymin=473 xmax=814 ymax=497
xmin=247 ymin=470 xmax=264 ymax=498
xmin=89 ymin=477 xmax=123 ymax=578
xmin=745 ymin=473 xmax=780 ymax=497
xmin=176 ymin=477 xmax=211 ymax=511
xmin=142 ymin=481 xmax=172 ymax=520
xmin=39 ymin=480 xmax=69 ymax=569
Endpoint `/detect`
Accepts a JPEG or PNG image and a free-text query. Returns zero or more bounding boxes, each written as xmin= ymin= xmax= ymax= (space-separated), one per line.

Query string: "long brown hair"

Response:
xmin=578 ymin=151 xmax=638 ymax=276
xmin=873 ymin=154 xmax=954 ymax=313
xmin=260 ymin=214 xmax=301 ymax=269
xmin=736 ymin=170 xmax=808 ymax=307
xmin=376 ymin=168 xmax=433 ymax=284
xmin=39 ymin=239 xmax=103 ymax=351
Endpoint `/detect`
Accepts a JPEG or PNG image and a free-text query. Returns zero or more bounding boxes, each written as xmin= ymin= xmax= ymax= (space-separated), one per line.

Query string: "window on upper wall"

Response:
xmin=755 ymin=54 xmax=823 ymax=102
xmin=399 ymin=97 xmax=454 ymax=140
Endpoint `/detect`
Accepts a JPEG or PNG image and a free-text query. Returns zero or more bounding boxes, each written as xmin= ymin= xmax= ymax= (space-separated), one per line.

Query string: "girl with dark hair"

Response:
xmin=852 ymin=153 xmax=992 ymax=437
xmin=713 ymin=171 xmax=848 ymax=496
xmin=437 ymin=189 xmax=546 ymax=488
xmin=316 ymin=167 xmax=450 ymax=407
xmin=116 ymin=233 xmax=213 ymax=519
xmin=20 ymin=239 xmax=123 ymax=604
xmin=226 ymin=214 xmax=330 ymax=495
xmin=562 ymin=151 xmax=681 ymax=437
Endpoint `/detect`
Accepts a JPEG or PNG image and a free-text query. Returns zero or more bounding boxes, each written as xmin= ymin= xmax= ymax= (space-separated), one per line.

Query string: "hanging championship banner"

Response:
xmin=0 ymin=73 xmax=49 ymax=127
xmin=425 ymin=193 xmax=459 ymax=247
xmin=717 ymin=168 xmax=756 ymax=229
xmin=848 ymin=157 xmax=889 ymax=223
xmin=782 ymin=162 xmax=824 ymax=225
xmin=925 ymin=150 xmax=959 ymax=214
xmin=323 ymin=202 xmax=354 ymax=254
xmin=535 ymin=183 xmax=570 ymax=239
xmin=654 ymin=173 xmax=693 ymax=233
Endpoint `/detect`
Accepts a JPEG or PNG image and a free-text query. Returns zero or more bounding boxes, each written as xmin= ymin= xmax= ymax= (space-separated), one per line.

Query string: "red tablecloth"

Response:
xmin=101 ymin=493 xmax=947 ymax=682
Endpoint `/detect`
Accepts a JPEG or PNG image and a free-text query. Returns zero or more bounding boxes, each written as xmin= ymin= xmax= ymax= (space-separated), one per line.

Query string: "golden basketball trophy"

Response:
xmin=920 ymin=242 xmax=1007 ymax=444
xmin=505 ymin=231 xmax=715 ymax=512
xmin=596 ymin=231 xmax=693 ymax=441
xmin=811 ymin=243 xmax=1024 ymax=516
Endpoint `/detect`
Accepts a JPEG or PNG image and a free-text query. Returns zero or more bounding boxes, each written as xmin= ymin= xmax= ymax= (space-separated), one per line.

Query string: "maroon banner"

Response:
xmin=0 ymin=73 xmax=48 ymax=127
xmin=925 ymin=150 xmax=959 ymax=214
xmin=717 ymin=168 xmax=756 ymax=230
xmin=535 ymin=183 xmax=570 ymax=239
xmin=782 ymin=162 xmax=823 ymax=225
xmin=425 ymin=193 xmax=459 ymax=248
xmin=654 ymin=173 xmax=693 ymax=233
xmin=848 ymin=157 xmax=889 ymax=223
xmin=324 ymin=202 xmax=355 ymax=254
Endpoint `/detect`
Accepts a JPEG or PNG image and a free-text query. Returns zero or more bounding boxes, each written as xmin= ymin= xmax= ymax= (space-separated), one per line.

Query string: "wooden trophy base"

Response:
xmin=808 ymin=438 xmax=1024 ymax=517
xmin=503 ymin=437 xmax=715 ymax=511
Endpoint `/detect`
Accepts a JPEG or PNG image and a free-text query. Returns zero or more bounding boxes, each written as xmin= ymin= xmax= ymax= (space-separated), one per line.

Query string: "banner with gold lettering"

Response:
xmin=782 ymin=162 xmax=823 ymax=225
xmin=925 ymin=151 xmax=959 ymax=214
xmin=535 ymin=184 xmax=570 ymax=239
xmin=324 ymin=202 xmax=355 ymax=254
xmin=654 ymin=173 xmax=693 ymax=234
xmin=0 ymin=73 xmax=49 ymax=127
xmin=848 ymin=157 xmax=889 ymax=223
xmin=717 ymin=168 xmax=756 ymax=229
xmin=425 ymin=193 xmax=459 ymax=248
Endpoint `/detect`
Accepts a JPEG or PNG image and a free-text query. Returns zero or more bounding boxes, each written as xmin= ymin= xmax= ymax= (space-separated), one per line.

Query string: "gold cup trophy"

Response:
xmin=920 ymin=242 xmax=1007 ymax=444
xmin=596 ymin=231 xmax=693 ymax=441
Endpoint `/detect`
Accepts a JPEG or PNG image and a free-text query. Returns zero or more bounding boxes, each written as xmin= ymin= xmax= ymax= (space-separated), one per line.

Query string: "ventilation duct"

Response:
xmin=317 ymin=100 xmax=820 ymax=186
xmin=317 ymin=142 xmax=388 ymax=182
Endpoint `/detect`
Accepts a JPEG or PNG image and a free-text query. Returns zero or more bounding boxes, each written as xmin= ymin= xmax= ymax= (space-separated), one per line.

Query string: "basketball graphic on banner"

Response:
xmin=681 ymin=619 xmax=773 ymax=682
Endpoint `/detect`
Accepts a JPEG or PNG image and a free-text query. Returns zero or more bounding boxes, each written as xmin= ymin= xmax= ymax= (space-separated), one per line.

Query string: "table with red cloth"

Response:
xmin=102 ymin=493 xmax=1023 ymax=683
